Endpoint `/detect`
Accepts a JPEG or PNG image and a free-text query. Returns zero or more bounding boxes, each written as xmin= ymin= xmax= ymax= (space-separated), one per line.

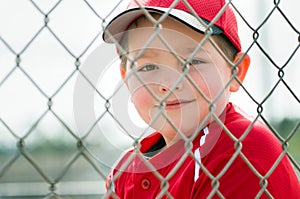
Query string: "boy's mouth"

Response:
xmin=156 ymin=99 xmax=195 ymax=110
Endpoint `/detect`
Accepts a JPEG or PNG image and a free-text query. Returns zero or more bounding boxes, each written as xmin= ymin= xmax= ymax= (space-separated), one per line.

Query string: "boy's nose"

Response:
xmin=158 ymin=81 xmax=183 ymax=93
xmin=157 ymin=64 xmax=185 ymax=94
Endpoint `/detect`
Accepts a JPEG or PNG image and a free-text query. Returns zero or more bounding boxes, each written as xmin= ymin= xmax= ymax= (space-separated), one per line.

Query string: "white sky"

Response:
xmin=0 ymin=0 xmax=299 ymax=147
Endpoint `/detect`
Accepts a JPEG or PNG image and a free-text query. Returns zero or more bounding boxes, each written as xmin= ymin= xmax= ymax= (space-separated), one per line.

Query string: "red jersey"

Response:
xmin=106 ymin=103 xmax=300 ymax=198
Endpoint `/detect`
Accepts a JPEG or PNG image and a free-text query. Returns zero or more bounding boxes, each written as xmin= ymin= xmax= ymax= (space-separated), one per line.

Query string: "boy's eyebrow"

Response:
xmin=129 ymin=46 xmax=210 ymax=60
xmin=129 ymin=48 xmax=160 ymax=59
xmin=177 ymin=46 xmax=209 ymax=56
xmin=181 ymin=47 xmax=199 ymax=54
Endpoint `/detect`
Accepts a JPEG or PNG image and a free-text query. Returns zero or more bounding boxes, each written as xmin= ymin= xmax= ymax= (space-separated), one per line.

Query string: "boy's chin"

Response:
xmin=151 ymin=120 xmax=202 ymax=140
xmin=148 ymin=120 xmax=202 ymax=142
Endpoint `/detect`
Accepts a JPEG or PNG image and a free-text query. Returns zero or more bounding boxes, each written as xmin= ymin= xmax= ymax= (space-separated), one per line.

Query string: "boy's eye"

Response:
xmin=189 ymin=59 xmax=205 ymax=66
xmin=138 ymin=64 xmax=159 ymax=72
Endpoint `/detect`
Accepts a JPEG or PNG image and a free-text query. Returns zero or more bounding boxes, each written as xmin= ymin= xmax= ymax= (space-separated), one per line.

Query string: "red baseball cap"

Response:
xmin=103 ymin=0 xmax=241 ymax=52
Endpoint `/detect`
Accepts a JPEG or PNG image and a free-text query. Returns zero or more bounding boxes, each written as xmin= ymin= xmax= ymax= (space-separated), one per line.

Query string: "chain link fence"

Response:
xmin=0 ymin=0 xmax=299 ymax=198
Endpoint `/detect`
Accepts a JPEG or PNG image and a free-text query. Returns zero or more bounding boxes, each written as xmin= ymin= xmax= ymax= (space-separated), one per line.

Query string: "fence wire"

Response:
xmin=0 ymin=0 xmax=299 ymax=198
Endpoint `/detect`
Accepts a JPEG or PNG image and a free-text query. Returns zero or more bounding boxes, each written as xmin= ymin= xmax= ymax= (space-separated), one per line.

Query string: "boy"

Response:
xmin=102 ymin=0 xmax=300 ymax=198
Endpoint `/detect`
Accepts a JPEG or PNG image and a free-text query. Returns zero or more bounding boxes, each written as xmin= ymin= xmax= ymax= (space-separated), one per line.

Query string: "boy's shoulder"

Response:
xmin=219 ymin=102 xmax=283 ymax=160
xmin=225 ymin=102 xmax=273 ymax=139
xmin=199 ymin=103 xmax=281 ymax=160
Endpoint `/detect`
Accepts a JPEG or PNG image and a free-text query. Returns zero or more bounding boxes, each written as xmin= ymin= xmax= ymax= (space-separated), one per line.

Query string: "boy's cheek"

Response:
xmin=127 ymin=74 xmax=151 ymax=94
xmin=188 ymin=71 xmax=212 ymax=101
xmin=190 ymin=65 xmax=228 ymax=97
xmin=130 ymin=88 xmax=156 ymax=125
xmin=129 ymin=85 xmax=156 ymax=108
xmin=127 ymin=74 xmax=162 ymax=102
xmin=189 ymin=67 xmax=230 ymax=118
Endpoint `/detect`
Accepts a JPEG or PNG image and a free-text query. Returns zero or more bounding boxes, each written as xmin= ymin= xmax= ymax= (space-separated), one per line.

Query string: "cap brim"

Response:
xmin=103 ymin=6 xmax=223 ymax=43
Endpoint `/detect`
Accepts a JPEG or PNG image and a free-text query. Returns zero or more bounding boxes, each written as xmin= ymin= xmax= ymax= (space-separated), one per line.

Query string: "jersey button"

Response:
xmin=141 ymin=178 xmax=151 ymax=190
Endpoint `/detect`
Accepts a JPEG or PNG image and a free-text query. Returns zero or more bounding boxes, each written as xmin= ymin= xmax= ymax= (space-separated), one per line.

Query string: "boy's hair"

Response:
xmin=118 ymin=15 xmax=238 ymax=70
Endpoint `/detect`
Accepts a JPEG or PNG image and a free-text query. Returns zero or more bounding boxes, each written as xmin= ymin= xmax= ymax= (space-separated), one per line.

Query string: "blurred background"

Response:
xmin=0 ymin=0 xmax=299 ymax=198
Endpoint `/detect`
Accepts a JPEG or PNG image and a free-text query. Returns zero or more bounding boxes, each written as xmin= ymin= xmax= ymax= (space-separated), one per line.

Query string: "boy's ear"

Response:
xmin=120 ymin=65 xmax=130 ymax=87
xmin=229 ymin=52 xmax=250 ymax=92
xmin=120 ymin=67 xmax=126 ymax=79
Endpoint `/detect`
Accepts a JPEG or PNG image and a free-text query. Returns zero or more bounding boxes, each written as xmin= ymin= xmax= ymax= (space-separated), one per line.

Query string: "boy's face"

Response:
xmin=124 ymin=16 xmax=232 ymax=145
